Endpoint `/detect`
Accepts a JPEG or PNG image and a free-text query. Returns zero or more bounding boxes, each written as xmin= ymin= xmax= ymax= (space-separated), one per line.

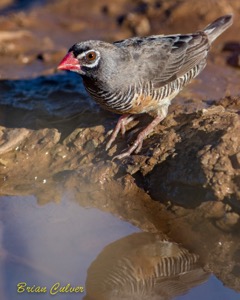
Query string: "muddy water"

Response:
xmin=0 ymin=0 xmax=240 ymax=299
xmin=0 ymin=195 xmax=140 ymax=300
xmin=0 ymin=195 xmax=239 ymax=300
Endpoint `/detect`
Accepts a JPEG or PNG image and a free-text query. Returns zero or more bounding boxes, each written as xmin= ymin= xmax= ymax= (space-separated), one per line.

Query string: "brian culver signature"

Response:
xmin=17 ymin=282 xmax=84 ymax=295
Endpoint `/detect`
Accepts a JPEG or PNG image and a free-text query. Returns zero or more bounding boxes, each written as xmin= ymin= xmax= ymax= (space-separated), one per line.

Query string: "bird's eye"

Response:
xmin=86 ymin=51 xmax=97 ymax=62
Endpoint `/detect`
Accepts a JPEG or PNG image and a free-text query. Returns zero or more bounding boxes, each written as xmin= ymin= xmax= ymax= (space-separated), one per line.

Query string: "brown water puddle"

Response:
xmin=1 ymin=194 xmax=240 ymax=300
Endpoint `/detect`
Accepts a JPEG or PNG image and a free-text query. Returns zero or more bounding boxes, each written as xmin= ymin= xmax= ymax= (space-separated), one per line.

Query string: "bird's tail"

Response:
xmin=203 ymin=14 xmax=233 ymax=44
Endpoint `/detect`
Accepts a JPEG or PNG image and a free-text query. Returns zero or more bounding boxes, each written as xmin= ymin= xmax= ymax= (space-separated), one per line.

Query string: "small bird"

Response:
xmin=58 ymin=15 xmax=233 ymax=159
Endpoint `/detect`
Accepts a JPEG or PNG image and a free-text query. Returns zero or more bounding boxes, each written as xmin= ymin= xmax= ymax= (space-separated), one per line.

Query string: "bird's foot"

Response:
xmin=112 ymin=138 xmax=143 ymax=160
xmin=113 ymin=114 xmax=163 ymax=160
xmin=106 ymin=114 xmax=135 ymax=150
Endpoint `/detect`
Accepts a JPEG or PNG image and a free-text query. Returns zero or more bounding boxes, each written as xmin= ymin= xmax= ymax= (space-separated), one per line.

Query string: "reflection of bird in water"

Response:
xmin=83 ymin=232 xmax=209 ymax=300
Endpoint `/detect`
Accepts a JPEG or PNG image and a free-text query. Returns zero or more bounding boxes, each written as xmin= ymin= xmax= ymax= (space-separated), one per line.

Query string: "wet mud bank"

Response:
xmin=0 ymin=78 xmax=239 ymax=213
xmin=0 ymin=78 xmax=239 ymax=291
xmin=0 ymin=0 xmax=240 ymax=294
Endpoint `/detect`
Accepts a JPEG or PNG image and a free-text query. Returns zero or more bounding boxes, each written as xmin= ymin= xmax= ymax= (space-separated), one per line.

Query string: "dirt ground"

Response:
xmin=0 ymin=0 xmax=240 ymax=292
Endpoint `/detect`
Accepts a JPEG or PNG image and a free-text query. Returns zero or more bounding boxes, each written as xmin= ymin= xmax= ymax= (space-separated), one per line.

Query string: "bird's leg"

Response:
xmin=113 ymin=107 xmax=168 ymax=160
xmin=106 ymin=114 xmax=135 ymax=150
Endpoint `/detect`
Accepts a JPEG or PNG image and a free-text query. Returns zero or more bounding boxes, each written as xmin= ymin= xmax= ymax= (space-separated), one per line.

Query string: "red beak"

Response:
xmin=57 ymin=52 xmax=80 ymax=71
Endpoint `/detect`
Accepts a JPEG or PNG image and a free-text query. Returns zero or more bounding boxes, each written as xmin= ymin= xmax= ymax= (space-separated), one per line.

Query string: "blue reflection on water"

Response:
xmin=0 ymin=195 xmax=239 ymax=300
xmin=0 ymin=195 xmax=140 ymax=299
xmin=0 ymin=0 xmax=47 ymax=15
xmin=177 ymin=275 xmax=240 ymax=300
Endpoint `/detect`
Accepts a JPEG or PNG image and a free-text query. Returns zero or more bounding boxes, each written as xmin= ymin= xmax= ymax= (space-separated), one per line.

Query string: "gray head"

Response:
xmin=58 ymin=40 xmax=127 ymax=81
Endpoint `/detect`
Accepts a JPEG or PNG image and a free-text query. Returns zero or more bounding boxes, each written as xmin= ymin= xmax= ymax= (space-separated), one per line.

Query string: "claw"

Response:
xmin=112 ymin=143 xmax=140 ymax=160
xmin=112 ymin=114 xmax=164 ymax=159
xmin=106 ymin=114 xmax=135 ymax=150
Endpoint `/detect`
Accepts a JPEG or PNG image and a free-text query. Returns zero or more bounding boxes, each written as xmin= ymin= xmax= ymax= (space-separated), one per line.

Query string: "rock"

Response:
xmin=0 ymin=30 xmax=32 ymax=41
xmin=145 ymin=105 xmax=240 ymax=208
xmin=223 ymin=42 xmax=240 ymax=68
xmin=0 ymin=127 xmax=31 ymax=155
